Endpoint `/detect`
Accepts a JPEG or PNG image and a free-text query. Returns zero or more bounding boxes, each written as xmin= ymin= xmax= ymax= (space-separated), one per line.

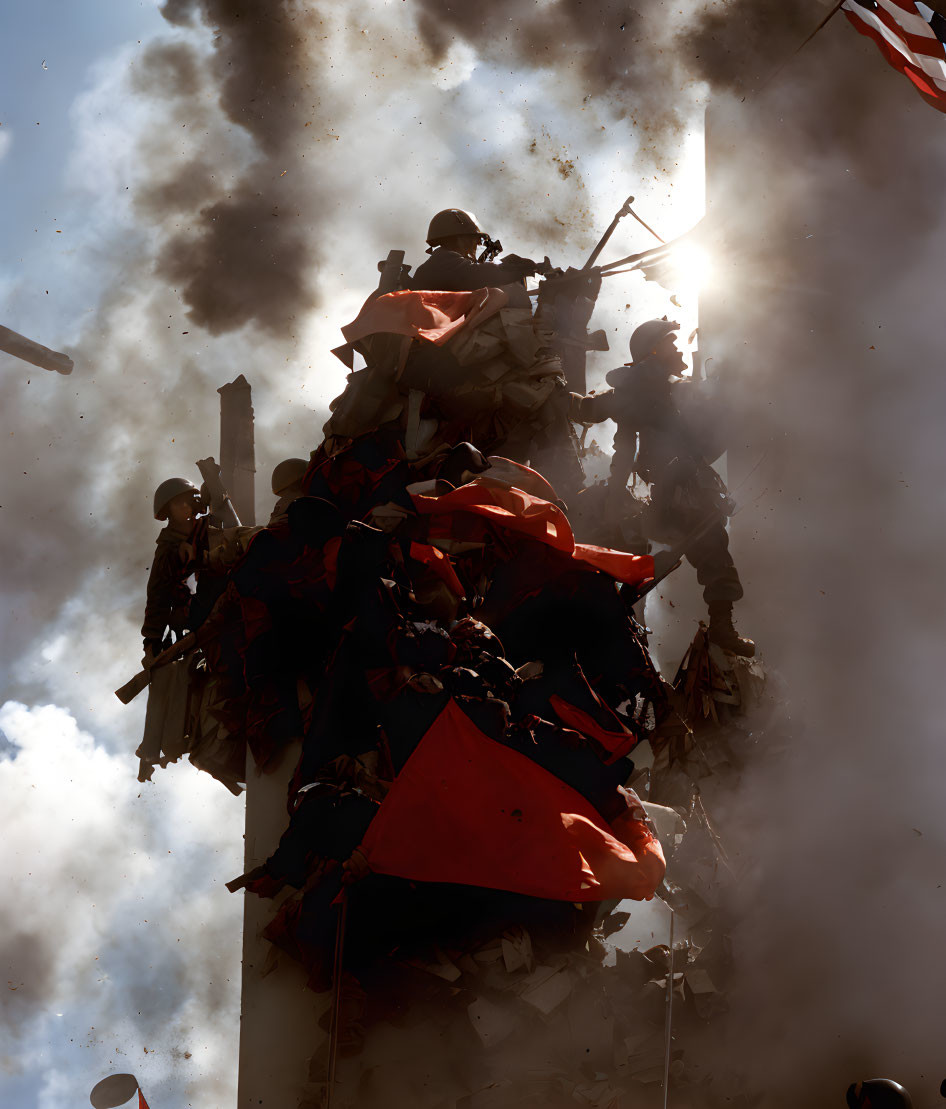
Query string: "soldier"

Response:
xmin=409 ymin=209 xmax=540 ymax=304
xmin=573 ymin=318 xmax=754 ymax=657
xmin=409 ymin=208 xmax=584 ymax=498
xmin=268 ymin=457 xmax=309 ymax=525
xmin=141 ymin=478 xmax=201 ymax=666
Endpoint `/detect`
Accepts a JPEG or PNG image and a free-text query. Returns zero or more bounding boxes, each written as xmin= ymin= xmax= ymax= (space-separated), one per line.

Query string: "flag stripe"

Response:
xmin=872 ymin=0 xmax=946 ymax=72
xmin=844 ymin=8 xmax=946 ymax=107
xmin=844 ymin=2 xmax=946 ymax=88
xmin=875 ymin=2 xmax=944 ymax=57
xmin=860 ymin=11 xmax=944 ymax=85
xmin=876 ymin=0 xmax=940 ymax=40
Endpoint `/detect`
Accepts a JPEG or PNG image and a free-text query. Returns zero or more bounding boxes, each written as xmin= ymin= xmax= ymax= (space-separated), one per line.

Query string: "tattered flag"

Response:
xmin=359 ymin=698 xmax=666 ymax=902
xmin=842 ymin=0 xmax=946 ymax=112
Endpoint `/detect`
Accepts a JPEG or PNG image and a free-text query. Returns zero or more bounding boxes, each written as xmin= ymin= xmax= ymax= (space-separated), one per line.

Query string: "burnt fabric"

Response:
xmin=514 ymin=660 xmax=638 ymax=763
xmin=303 ymin=433 xmax=413 ymax=522
xmin=265 ymin=784 xmax=378 ymax=888
xmin=487 ymin=554 xmax=659 ymax=703
xmin=498 ymin=715 xmax=633 ymax=822
xmin=359 ymin=698 xmax=665 ymax=902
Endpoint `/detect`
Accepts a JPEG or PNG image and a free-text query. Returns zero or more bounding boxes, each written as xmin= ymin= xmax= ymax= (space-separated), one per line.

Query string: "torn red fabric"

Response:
xmin=412 ymin=482 xmax=654 ymax=588
xmin=359 ymin=699 xmax=665 ymax=902
xmin=409 ymin=541 xmax=466 ymax=597
xmin=342 ymin=287 xmax=509 ymax=347
xmin=412 ymin=482 xmax=575 ymax=550
xmin=548 ymin=693 xmax=637 ymax=763
xmin=572 ymin=541 xmax=655 ymax=587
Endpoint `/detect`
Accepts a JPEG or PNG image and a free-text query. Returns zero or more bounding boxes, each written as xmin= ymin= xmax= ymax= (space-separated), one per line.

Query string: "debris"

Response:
xmin=466 ymin=996 xmax=517 ymax=1048
xmin=0 ymin=323 xmax=73 ymax=374
xmin=516 ymin=962 xmax=572 ymax=1015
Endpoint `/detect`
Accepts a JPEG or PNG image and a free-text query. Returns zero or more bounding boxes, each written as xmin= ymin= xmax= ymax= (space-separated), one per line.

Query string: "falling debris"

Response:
xmin=0 ymin=324 xmax=73 ymax=374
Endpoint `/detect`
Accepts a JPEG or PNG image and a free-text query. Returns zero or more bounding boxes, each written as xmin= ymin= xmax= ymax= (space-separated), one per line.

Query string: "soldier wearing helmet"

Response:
xmin=572 ymin=319 xmax=754 ymax=656
xmin=268 ymin=457 xmax=309 ymax=525
xmin=410 ymin=209 xmax=540 ymax=305
xmin=141 ymin=477 xmax=202 ymax=666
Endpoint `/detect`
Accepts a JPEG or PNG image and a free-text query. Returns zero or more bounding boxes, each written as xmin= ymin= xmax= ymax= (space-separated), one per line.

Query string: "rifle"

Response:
xmin=376 ymin=248 xmax=411 ymax=294
xmin=114 ymin=632 xmax=197 ymax=705
xmin=195 ymin=456 xmax=242 ymax=528
xmin=115 ymin=583 xmax=238 ymax=705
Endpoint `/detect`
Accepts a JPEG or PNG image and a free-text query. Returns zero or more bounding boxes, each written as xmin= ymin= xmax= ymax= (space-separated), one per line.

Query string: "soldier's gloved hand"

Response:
xmin=500 ymin=253 xmax=539 ymax=274
xmin=141 ymin=642 xmax=158 ymax=669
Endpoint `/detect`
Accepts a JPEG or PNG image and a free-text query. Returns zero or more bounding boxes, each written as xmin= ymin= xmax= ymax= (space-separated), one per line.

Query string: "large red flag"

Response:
xmin=359 ymin=699 xmax=665 ymax=902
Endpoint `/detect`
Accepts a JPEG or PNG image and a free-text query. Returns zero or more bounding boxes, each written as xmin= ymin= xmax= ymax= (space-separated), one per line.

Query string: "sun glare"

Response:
xmin=672 ymin=242 xmax=713 ymax=291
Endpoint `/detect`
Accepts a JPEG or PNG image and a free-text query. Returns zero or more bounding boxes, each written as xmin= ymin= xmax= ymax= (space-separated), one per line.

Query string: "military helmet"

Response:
xmin=271 ymin=457 xmax=309 ymax=495
xmin=153 ymin=477 xmax=200 ymax=521
xmin=846 ymin=1079 xmax=913 ymax=1109
xmin=629 ymin=317 xmax=680 ymax=363
xmin=426 ymin=209 xmax=486 ymax=246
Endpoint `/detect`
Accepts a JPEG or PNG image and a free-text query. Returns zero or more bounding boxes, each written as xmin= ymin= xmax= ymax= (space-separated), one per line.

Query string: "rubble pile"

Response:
xmin=122 ymin=206 xmax=770 ymax=1105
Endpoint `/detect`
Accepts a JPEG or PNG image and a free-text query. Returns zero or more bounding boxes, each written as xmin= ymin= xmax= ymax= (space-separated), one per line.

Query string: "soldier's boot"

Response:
xmin=707 ymin=600 xmax=756 ymax=658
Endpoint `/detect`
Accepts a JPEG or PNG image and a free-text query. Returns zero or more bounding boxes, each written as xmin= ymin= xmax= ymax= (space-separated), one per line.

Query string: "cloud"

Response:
xmin=0 ymin=700 xmax=242 ymax=1107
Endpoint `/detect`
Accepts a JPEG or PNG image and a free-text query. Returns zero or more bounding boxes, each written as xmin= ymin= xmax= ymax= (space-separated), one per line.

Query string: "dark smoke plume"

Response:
xmin=139 ymin=1 xmax=325 ymax=335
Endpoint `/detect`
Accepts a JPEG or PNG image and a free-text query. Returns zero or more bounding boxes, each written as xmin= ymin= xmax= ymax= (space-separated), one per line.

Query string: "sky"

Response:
xmin=2 ymin=1 xmax=946 ymax=1107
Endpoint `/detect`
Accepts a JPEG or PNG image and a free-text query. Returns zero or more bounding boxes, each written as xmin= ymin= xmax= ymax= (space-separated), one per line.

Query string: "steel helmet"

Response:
xmin=846 ymin=1079 xmax=913 ymax=1109
xmin=426 ymin=209 xmax=486 ymax=246
xmin=629 ymin=317 xmax=680 ymax=363
xmin=271 ymin=457 xmax=309 ymax=495
xmin=153 ymin=477 xmax=200 ymax=521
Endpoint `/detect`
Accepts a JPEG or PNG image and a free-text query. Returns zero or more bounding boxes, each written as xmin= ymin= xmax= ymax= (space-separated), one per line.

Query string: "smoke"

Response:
xmin=4 ymin=0 xmax=943 ymax=1104
xmin=0 ymin=701 xmax=241 ymax=1108
xmin=681 ymin=18 xmax=946 ymax=1108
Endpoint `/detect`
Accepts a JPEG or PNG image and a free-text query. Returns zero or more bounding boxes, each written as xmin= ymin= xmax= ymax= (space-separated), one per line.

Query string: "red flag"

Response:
xmin=359 ymin=699 xmax=665 ymax=902
xmin=139 ymin=1092 xmax=151 ymax=1109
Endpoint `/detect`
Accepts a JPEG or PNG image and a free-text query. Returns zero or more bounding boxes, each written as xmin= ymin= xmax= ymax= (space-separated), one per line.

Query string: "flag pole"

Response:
xmin=747 ymin=1 xmax=846 ymax=99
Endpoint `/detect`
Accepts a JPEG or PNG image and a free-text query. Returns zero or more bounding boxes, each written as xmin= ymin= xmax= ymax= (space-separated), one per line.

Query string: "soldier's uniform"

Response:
xmin=410 ymin=211 xmax=584 ymax=498
xmin=575 ymin=319 xmax=753 ymax=656
xmin=141 ymin=478 xmax=200 ymax=658
xmin=410 ymin=246 xmax=534 ymax=308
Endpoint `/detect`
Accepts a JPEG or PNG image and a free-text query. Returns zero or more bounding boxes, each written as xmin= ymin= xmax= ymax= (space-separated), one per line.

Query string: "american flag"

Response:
xmin=841 ymin=0 xmax=946 ymax=112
